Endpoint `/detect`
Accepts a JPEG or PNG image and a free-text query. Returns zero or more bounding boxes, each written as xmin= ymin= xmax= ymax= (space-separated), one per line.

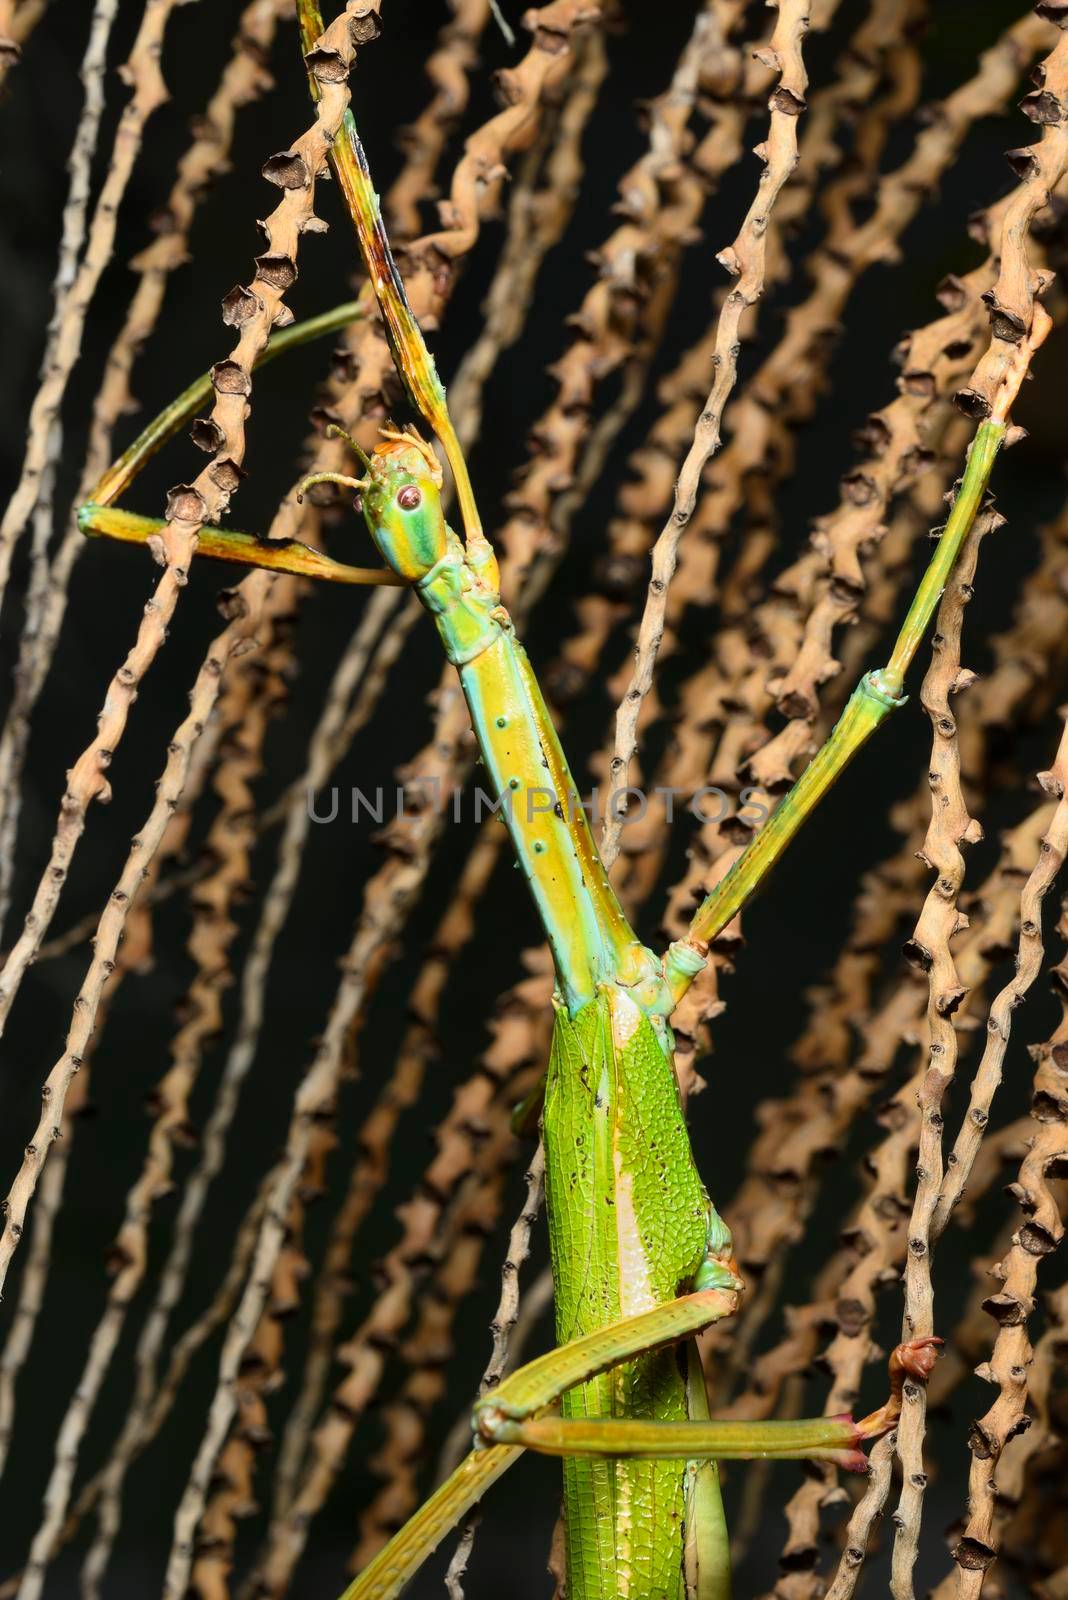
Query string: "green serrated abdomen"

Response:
xmin=544 ymin=992 xmax=712 ymax=1600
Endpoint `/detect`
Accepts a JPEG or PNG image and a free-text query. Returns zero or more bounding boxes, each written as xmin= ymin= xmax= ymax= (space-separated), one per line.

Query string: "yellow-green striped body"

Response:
xmin=545 ymin=991 xmax=713 ymax=1599
xmin=357 ymin=438 xmax=728 ymax=1596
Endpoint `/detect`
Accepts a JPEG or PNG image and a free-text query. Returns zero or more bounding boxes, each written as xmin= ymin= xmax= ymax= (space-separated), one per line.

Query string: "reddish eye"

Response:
xmin=397 ymin=484 xmax=422 ymax=511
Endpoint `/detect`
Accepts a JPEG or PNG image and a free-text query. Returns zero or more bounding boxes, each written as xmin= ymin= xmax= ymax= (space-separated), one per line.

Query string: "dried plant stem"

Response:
xmin=0 ymin=2 xmax=381 ymax=1293
xmin=822 ymin=1433 xmax=897 ymax=1600
xmin=664 ymin=183 xmax=1059 ymax=1103
xmin=246 ymin=852 xmax=535 ymax=1594
xmin=890 ymin=35 xmax=1068 ymax=1588
xmin=727 ymin=440 xmax=1066 ymax=1594
xmin=0 ymin=1082 xmax=87 ymax=1483
xmin=0 ymin=1174 xmax=269 ymax=1600
xmin=994 ymin=1282 xmax=1068 ymax=1589
xmin=162 ymin=1129 xmax=324 ymax=1596
xmin=940 ymin=790 xmax=1068 ymax=1596
xmin=262 ymin=997 xmax=431 ymax=1524
xmin=13 ymin=650 xmax=279 ymax=1600
xmin=829 ymin=810 xmax=1068 ymax=1600
xmin=0 ymin=705 xmax=220 ymax=1499
xmin=762 ymin=540 xmax=1065 ymax=1596
xmin=446 ymin=25 xmax=608 ymax=446
xmin=0 ymin=0 xmax=188 ymax=609
xmin=933 ymin=725 xmax=1068 ymax=1241
xmin=717 ymin=772 xmax=1064 ymax=1427
xmin=349 ymin=1133 xmax=529 ymax=1568
xmin=443 ymin=1515 xmax=480 ymax=1600
xmin=73 ymin=378 xmax=397 ymax=1596
xmin=384 ymin=0 xmax=494 ymax=239
xmin=479 ymin=1145 xmax=546 ymax=1397
xmin=714 ymin=464 xmax=1068 ymax=1400
xmin=755 ymin=501 xmax=1000 ymax=1597
xmin=0 ymin=0 xmax=291 ymax=922
xmin=426 ymin=1148 xmax=547 ymax=1571
xmin=348 ymin=1076 xmax=549 ymax=1565
xmin=0 ymin=0 xmax=122 ymax=900
xmin=0 ymin=0 xmax=47 ymax=81
xmin=600 ymin=0 xmax=814 ymax=866
xmin=887 ymin=517 xmax=997 ymax=1600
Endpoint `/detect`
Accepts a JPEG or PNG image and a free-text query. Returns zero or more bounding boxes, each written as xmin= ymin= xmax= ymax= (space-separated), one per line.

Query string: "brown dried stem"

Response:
xmin=0 ymin=0 xmax=381 ymax=1294
xmin=246 ymin=865 xmax=542 ymax=1595
xmin=0 ymin=0 xmax=291 ymax=919
xmin=940 ymin=743 xmax=1068 ymax=1597
xmin=0 ymin=717 xmax=224 ymax=1588
xmin=446 ymin=24 xmax=609 ymax=446
xmin=934 ymin=726 xmax=1068 ymax=1241
xmin=13 ymin=628 xmax=282 ymax=1600
xmin=349 ymin=1128 xmax=536 ymax=1565
xmin=717 ymin=463 xmax=1068 ymax=1370
xmin=0 ymin=0 xmax=187 ymax=607
xmin=76 ymin=354 xmax=399 ymax=1594
xmin=355 ymin=1142 xmax=548 ymax=1566
xmin=754 ymin=487 xmax=1063 ymax=1599
xmin=664 ymin=194 xmax=1059 ymax=1111
xmin=0 ymin=0 xmax=121 ymax=920
xmin=600 ymin=0 xmax=814 ymax=866
xmin=0 ymin=0 xmax=47 ymax=81
xmin=749 ymin=783 xmax=1055 ymax=1599
xmin=891 ymin=38 xmax=1068 ymax=1586
xmin=888 ymin=511 xmax=1000 ymax=1600
xmin=384 ymin=0 xmax=494 ymax=239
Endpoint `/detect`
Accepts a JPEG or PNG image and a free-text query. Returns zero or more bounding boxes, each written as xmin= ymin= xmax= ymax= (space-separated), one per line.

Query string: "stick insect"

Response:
xmin=74 ymin=8 xmax=1040 ymax=1595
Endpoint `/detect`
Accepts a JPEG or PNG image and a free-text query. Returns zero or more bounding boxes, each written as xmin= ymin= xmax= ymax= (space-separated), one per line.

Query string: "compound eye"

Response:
xmin=397 ymin=483 xmax=422 ymax=511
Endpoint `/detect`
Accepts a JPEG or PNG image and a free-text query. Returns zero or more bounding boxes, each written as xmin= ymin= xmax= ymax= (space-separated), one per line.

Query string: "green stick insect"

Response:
xmin=74 ymin=10 xmax=1032 ymax=1596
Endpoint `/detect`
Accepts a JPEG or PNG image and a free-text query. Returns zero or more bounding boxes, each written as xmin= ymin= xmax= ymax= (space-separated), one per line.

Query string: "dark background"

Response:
xmin=1 ymin=2 xmax=1066 ymax=1596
